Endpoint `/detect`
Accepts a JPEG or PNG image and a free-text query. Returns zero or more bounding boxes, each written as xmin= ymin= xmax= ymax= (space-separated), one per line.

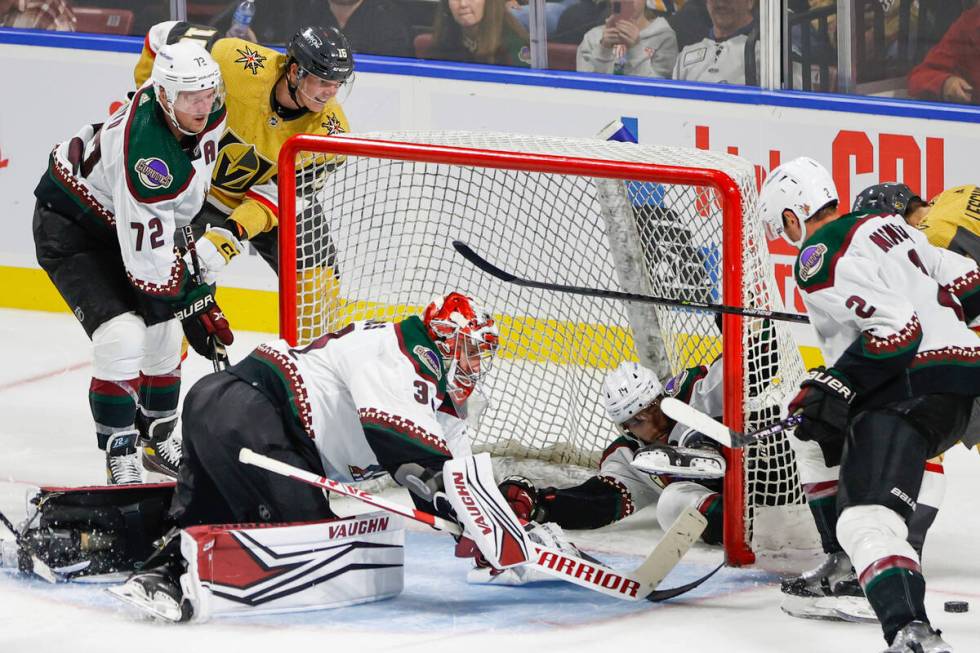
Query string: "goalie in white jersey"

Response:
xmin=116 ymin=292 xmax=500 ymax=617
xmin=32 ymin=41 xmax=232 ymax=485
xmin=759 ymin=157 xmax=980 ymax=652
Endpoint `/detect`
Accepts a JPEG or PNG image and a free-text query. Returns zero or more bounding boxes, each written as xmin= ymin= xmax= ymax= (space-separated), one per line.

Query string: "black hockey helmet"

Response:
xmin=286 ymin=26 xmax=354 ymax=84
xmin=852 ymin=182 xmax=921 ymax=218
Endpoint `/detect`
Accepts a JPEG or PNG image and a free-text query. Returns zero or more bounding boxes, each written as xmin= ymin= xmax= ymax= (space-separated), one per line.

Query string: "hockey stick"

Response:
xmin=0 ymin=508 xmax=59 ymax=583
xmin=181 ymin=225 xmax=229 ymax=373
xmin=660 ymin=397 xmax=802 ymax=449
xmin=452 ymin=240 xmax=810 ymax=324
xmin=238 ymin=447 xmax=708 ymax=602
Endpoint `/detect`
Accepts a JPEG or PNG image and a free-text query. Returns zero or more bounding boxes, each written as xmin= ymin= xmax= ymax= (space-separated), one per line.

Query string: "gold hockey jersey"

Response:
xmin=918 ymin=184 xmax=980 ymax=265
xmin=135 ymin=21 xmax=350 ymax=239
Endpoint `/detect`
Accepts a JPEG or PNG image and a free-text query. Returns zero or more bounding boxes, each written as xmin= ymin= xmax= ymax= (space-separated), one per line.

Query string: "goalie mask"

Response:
xmin=423 ymin=293 xmax=499 ymax=398
xmin=759 ymin=157 xmax=838 ymax=248
xmin=602 ymin=362 xmax=670 ymax=442
xmin=151 ymin=41 xmax=225 ymax=136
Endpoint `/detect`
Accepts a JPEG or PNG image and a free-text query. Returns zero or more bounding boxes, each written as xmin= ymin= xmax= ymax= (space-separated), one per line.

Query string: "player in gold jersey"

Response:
xmin=134 ymin=22 xmax=353 ymax=273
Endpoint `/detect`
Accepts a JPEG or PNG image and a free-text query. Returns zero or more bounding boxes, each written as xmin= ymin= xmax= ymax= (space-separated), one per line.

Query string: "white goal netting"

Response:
xmin=281 ymin=132 xmax=810 ymax=564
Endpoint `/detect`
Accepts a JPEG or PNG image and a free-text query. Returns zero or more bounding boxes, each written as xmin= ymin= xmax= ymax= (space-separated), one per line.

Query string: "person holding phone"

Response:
xmin=576 ymin=0 xmax=678 ymax=77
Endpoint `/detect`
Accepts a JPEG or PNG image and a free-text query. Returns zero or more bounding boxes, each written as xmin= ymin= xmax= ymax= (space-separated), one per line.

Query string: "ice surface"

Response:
xmin=1 ymin=309 xmax=977 ymax=653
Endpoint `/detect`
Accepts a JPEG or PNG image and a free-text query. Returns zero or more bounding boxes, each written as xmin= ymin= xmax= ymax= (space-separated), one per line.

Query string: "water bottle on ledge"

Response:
xmin=226 ymin=0 xmax=256 ymax=39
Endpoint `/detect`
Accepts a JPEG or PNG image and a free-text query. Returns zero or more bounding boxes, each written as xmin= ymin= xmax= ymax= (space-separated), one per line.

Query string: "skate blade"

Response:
xmin=830 ymin=596 xmax=878 ymax=623
xmin=780 ymin=594 xmax=850 ymax=622
xmin=106 ymin=584 xmax=183 ymax=623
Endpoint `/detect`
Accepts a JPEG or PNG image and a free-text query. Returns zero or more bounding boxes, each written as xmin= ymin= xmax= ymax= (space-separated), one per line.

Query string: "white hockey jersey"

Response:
xmin=230 ymin=317 xmax=469 ymax=484
xmin=35 ymin=84 xmax=226 ymax=308
xmin=590 ymin=358 xmax=725 ymax=516
xmin=795 ymin=211 xmax=980 ymax=403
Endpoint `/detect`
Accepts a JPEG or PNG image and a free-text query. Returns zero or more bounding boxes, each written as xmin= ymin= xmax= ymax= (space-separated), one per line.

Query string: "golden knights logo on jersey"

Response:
xmin=234 ymin=45 xmax=267 ymax=75
xmin=212 ymin=130 xmax=275 ymax=194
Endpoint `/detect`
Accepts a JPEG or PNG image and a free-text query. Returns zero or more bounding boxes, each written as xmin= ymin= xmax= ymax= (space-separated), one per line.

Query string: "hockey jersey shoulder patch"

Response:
xmin=664 ymin=365 xmax=708 ymax=404
xmin=599 ymin=435 xmax=640 ymax=467
xmin=394 ymin=316 xmax=448 ymax=396
xmin=794 ymin=215 xmax=867 ymax=291
xmin=123 ymin=88 xmax=195 ymax=203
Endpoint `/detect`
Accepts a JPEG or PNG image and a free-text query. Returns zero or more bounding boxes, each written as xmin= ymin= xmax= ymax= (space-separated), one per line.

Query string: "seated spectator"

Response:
xmin=246 ymin=0 xmax=413 ymax=57
xmin=429 ymin=0 xmax=531 ymax=67
xmin=666 ymin=0 xmax=710 ymax=50
xmin=0 ymin=0 xmax=75 ymax=29
xmin=577 ymin=0 xmax=678 ymax=77
xmin=673 ymin=0 xmax=757 ymax=85
xmin=908 ymin=5 xmax=979 ymax=105
xmin=554 ymin=0 xmax=681 ymax=46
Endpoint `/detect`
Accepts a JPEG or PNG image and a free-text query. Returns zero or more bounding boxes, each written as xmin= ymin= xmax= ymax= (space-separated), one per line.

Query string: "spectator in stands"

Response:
xmin=554 ymin=0 xmax=680 ymax=46
xmin=507 ymin=0 xmax=577 ymax=37
xmin=672 ymin=0 xmax=758 ymax=85
xmin=666 ymin=0 xmax=710 ymax=49
xmin=576 ymin=0 xmax=678 ymax=77
xmin=247 ymin=0 xmax=413 ymax=57
xmin=429 ymin=0 xmax=531 ymax=67
xmin=908 ymin=5 xmax=979 ymax=105
xmin=0 ymin=0 xmax=75 ymax=30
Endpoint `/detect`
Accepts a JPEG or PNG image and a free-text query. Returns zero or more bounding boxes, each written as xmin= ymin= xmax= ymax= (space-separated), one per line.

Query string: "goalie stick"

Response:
xmin=238 ymin=447 xmax=711 ymax=602
xmin=452 ymin=240 xmax=810 ymax=324
xmin=181 ymin=225 xmax=229 ymax=373
xmin=660 ymin=397 xmax=802 ymax=449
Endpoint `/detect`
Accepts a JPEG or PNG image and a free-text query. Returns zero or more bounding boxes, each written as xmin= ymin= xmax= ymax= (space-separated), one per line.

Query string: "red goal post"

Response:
xmin=277 ymin=132 xmax=809 ymax=566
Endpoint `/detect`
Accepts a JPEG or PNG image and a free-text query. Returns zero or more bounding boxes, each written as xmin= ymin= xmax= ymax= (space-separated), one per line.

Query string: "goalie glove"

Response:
xmin=194 ymin=226 xmax=242 ymax=286
xmin=788 ymin=367 xmax=854 ymax=461
xmin=632 ymin=444 xmax=726 ymax=480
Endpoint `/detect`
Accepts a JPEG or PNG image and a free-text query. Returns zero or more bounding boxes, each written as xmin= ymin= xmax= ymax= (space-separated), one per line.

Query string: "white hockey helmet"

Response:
xmin=602 ymin=362 xmax=664 ymax=429
xmin=759 ymin=156 xmax=838 ymax=247
xmin=151 ymin=41 xmax=225 ymax=136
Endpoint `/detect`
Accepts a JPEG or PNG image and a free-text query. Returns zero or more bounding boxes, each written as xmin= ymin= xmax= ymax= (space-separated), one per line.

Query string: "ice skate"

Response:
xmin=138 ymin=412 xmax=182 ymax=478
xmin=108 ymin=567 xmax=192 ymax=623
xmin=105 ymin=431 xmax=143 ymax=485
xmin=883 ymin=621 xmax=953 ymax=652
xmin=781 ymin=551 xmax=872 ymax=621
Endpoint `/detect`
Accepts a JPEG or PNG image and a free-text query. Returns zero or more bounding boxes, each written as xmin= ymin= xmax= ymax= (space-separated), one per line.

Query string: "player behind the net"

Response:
xmin=133 ymin=20 xmax=353 ymax=302
xmin=759 ymin=157 xmax=979 ymax=652
xmin=105 ymin=292 xmax=500 ymax=620
xmin=468 ymin=358 xmax=727 ymax=585
xmin=32 ymin=42 xmax=233 ymax=485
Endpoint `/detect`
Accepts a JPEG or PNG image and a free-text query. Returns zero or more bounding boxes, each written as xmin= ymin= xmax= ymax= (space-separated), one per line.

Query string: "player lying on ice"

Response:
xmin=469 ymin=358 xmax=727 ymax=585
xmin=758 ymin=157 xmax=979 ymax=652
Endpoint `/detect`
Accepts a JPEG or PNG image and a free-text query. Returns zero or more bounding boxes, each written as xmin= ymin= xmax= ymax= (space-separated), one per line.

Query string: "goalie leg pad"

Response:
xmin=179 ymin=512 xmax=404 ymax=622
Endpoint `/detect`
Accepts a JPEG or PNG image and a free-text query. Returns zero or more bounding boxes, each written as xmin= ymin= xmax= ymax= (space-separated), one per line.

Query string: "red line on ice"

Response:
xmin=0 ymin=361 xmax=90 ymax=391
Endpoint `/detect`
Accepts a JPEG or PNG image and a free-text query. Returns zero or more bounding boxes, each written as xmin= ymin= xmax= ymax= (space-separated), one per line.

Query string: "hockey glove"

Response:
xmin=788 ymin=367 xmax=854 ymax=458
xmin=195 ymin=227 xmax=242 ymax=286
xmin=175 ymin=290 xmax=234 ymax=360
xmin=498 ymin=475 xmax=546 ymax=523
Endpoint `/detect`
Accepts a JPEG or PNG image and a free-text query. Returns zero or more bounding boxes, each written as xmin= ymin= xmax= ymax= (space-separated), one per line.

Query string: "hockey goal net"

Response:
xmin=278 ymin=132 xmax=810 ymax=566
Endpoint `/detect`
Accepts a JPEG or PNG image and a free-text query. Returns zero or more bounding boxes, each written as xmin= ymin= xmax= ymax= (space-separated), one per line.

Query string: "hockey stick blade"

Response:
xmin=660 ymin=398 xmax=802 ymax=449
xmin=240 ymin=448 xmax=703 ymax=602
xmin=452 ymin=241 xmax=809 ymax=324
xmin=0 ymin=508 xmax=60 ymax=583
